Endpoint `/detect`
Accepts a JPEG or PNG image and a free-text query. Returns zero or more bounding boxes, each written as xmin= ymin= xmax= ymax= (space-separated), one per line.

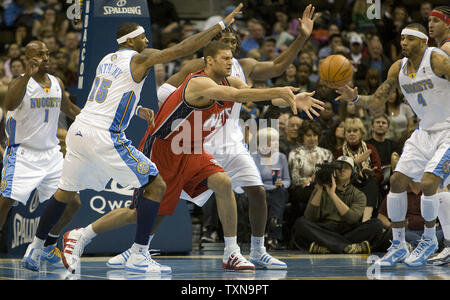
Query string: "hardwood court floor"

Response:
xmin=0 ymin=251 xmax=448 ymax=280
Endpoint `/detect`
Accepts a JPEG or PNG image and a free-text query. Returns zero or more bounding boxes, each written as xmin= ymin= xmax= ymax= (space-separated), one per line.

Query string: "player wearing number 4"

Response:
xmin=336 ymin=23 xmax=450 ymax=267
xmin=21 ymin=5 xmax=245 ymax=272
xmin=0 ymin=41 xmax=81 ymax=269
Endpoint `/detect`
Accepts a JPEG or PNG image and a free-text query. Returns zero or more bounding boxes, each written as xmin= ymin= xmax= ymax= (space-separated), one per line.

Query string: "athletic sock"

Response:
xmin=134 ymin=195 xmax=160 ymax=246
xmin=44 ymin=233 xmax=59 ymax=247
xmin=35 ymin=196 xmax=67 ymax=241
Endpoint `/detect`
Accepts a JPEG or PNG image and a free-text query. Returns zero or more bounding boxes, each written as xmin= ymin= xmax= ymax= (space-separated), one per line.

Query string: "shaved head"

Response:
xmin=24 ymin=41 xmax=50 ymax=73
xmin=25 ymin=41 xmax=47 ymax=58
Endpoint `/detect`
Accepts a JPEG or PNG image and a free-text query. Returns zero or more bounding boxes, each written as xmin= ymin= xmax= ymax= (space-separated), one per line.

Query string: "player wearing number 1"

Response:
xmin=22 ymin=5 xmax=245 ymax=273
xmin=0 ymin=41 xmax=81 ymax=268
xmin=336 ymin=23 xmax=450 ymax=267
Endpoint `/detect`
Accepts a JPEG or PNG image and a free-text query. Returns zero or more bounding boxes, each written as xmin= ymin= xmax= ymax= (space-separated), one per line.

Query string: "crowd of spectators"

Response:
xmin=0 ymin=0 xmax=448 ymax=253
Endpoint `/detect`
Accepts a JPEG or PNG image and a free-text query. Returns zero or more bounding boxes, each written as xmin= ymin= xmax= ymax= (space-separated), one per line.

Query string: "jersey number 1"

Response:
xmin=88 ymin=77 xmax=112 ymax=103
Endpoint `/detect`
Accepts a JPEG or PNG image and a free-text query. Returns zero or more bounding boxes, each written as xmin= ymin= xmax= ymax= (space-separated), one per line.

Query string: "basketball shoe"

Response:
xmin=62 ymin=228 xmax=89 ymax=273
xmin=107 ymin=248 xmax=172 ymax=273
xmin=41 ymin=244 xmax=62 ymax=264
xmin=404 ymin=235 xmax=438 ymax=267
xmin=222 ymin=247 xmax=255 ymax=272
xmin=124 ymin=251 xmax=172 ymax=274
xmin=249 ymin=246 xmax=287 ymax=269
xmin=427 ymin=245 xmax=450 ymax=266
xmin=22 ymin=243 xmax=43 ymax=271
xmin=375 ymin=240 xmax=410 ymax=267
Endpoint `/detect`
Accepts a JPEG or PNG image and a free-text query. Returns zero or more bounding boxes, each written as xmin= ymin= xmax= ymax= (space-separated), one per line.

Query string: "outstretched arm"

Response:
xmin=185 ymin=76 xmax=298 ymax=114
xmin=133 ymin=4 xmax=243 ymax=77
xmin=272 ymin=91 xmax=325 ymax=119
xmin=241 ymin=4 xmax=318 ymax=80
xmin=335 ymin=59 xmax=402 ymax=109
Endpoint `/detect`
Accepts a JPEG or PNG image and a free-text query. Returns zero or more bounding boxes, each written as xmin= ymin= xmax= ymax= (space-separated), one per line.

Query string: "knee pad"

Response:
xmin=387 ymin=191 xmax=407 ymax=222
xmin=421 ymin=194 xmax=440 ymax=222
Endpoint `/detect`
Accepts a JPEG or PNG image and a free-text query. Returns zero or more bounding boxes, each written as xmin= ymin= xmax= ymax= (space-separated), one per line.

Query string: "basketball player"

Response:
xmin=427 ymin=6 xmax=450 ymax=266
xmin=0 ymin=41 xmax=81 ymax=268
xmin=60 ymin=41 xmax=323 ymax=274
xmin=21 ymin=4 xmax=245 ymax=273
xmin=152 ymin=4 xmax=318 ymax=269
xmin=336 ymin=23 xmax=450 ymax=267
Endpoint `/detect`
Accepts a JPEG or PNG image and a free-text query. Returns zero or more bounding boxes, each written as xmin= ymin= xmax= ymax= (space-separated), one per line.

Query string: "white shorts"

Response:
xmin=1 ymin=145 xmax=63 ymax=204
xmin=395 ymin=128 xmax=450 ymax=187
xmin=182 ymin=142 xmax=263 ymax=207
xmin=58 ymin=121 xmax=158 ymax=192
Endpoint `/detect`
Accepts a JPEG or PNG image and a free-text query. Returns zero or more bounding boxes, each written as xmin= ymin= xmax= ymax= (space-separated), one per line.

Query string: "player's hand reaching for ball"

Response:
xmin=279 ymin=86 xmax=300 ymax=115
xmin=335 ymin=85 xmax=358 ymax=102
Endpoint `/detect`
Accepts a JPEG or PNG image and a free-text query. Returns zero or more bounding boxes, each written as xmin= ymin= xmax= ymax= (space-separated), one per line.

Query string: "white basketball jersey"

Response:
xmin=399 ymin=47 xmax=450 ymax=131
xmin=76 ymin=49 xmax=145 ymax=132
xmin=5 ymin=74 xmax=62 ymax=150
xmin=204 ymin=58 xmax=246 ymax=151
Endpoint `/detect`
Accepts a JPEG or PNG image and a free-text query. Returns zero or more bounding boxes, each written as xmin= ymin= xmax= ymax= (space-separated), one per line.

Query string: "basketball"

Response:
xmin=319 ymin=54 xmax=353 ymax=88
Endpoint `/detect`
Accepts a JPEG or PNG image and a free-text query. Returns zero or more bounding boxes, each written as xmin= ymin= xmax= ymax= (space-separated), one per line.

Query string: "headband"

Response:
xmin=401 ymin=28 xmax=428 ymax=43
xmin=429 ymin=11 xmax=450 ymax=25
xmin=117 ymin=26 xmax=145 ymax=44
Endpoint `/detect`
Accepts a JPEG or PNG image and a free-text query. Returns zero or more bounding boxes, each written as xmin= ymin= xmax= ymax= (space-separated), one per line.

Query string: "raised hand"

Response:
xmin=223 ymin=3 xmax=243 ymax=27
xmin=298 ymin=4 xmax=318 ymax=38
xmin=294 ymin=91 xmax=325 ymax=119
xmin=25 ymin=57 xmax=42 ymax=76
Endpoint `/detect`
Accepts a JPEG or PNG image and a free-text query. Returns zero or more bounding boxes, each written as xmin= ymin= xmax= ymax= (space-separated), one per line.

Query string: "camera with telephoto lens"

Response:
xmin=314 ymin=161 xmax=344 ymax=186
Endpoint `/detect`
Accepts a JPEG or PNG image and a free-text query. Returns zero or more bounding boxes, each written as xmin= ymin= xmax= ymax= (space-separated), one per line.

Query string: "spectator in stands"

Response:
xmin=384 ymin=89 xmax=415 ymax=142
xmin=248 ymin=36 xmax=279 ymax=62
xmin=357 ymin=34 xmax=392 ymax=81
xmin=13 ymin=24 xmax=32 ymax=48
xmin=292 ymin=155 xmax=383 ymax=254
xmin=42 ymin=33 xmax=60 ymax=56
xmin=347 ymin=33 xmax=365 ymax=74
xmin=148 ymin=0 xmax=180 ymax=48
xmin=318 ymin=33 xmax=346 ymax=60
xmin=296 ymin=62 xmax=315 ymax=93
xmin=9 ymin=57 xmax=24 ymax=78
xmin=3 ymin=43 xmax=22 ymax=79
xmin=279 ymin=115 xmax=302 ymax=157
xmin=389 ymin=6 xmax=411 ymax=60
xmin=336 ymin=118 xmax=382 ymax=221
xmin=241 ymin=18 xmax=266 ymax=58
xmin=319 ymin=118 xmax=345 ymax=158
xmin=252 ymin=127 xmax=291 ymax=249
xmin=277 ymin=112 xmax=291 ymax=138
xmin=275 ymin=63 xmax=298 ymax=87
xmin=358 ymin=67 xmax=381 ymax=97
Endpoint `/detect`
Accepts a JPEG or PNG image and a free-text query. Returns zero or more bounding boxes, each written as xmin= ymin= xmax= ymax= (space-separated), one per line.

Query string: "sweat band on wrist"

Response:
xmin=219 ymin=21 xmax=227 ymax=30
xmin=135 ymin=105 xmax=143 ymax=116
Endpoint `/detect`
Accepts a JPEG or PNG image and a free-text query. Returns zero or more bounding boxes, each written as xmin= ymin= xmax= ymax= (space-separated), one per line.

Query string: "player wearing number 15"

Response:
xmin=0 ymin=41 xmax=81 ymax=266
xmin=336 ymin=23 xmax=450 ymax=267
xmin=22 ymin=4 xmax=245 ymax=273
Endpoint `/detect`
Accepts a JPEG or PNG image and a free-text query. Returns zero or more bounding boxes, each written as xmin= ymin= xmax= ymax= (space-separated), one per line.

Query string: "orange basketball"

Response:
xmin=319 ymin=54 xmax=353 ymax=89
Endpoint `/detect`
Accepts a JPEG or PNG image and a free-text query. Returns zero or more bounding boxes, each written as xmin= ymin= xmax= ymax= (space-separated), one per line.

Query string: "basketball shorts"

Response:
xmin=181 ymin=142 xmax=263 ymax=206
xmin=1 ymin=144 xmax=63 ymax=204
xmin=395 ymin=127 xmax=450 ymax=188
xmin=58 ymin=121 xmax=158 ymax=192
xmin=144 ymin=137 xmax=225 ymax=216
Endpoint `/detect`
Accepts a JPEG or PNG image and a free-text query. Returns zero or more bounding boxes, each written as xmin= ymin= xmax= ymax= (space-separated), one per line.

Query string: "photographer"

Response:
xmin=291 ymin=156 xmax=384 ymax=254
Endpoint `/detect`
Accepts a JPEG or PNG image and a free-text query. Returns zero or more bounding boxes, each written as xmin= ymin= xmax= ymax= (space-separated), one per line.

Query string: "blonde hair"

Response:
xmin=344 ymin=117 xmax=366 ymax=137
xmin=257 ymin=127 xmax=279 ymax=145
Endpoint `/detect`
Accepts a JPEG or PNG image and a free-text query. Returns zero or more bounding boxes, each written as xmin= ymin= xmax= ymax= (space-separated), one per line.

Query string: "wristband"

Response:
xmin=352 ymin=95 xmax=360 ymax=103
xmin=135 ymin=105 xmax=143 ymax=116
xmin=218 ymin=20 xmax=227 ymax=30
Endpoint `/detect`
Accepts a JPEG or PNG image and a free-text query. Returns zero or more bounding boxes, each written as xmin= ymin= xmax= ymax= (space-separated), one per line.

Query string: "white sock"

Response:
xmin=82 ymin=224 xmax=97 ymax=241
xmin=438 ymin=192 xmax=450 ymax=240
xmin=131 ymin=242 xmax=149 ymax=254
xmin=224 ymin=236 xmax=238 ymax=251
xmin=423 ymin=225 xmax=436 ymax=240
xmin=392 ymin=227 xmax=406 ymax=244
xmin=250 ymin=235 xmax=264 ymax=252
xmin=31 ymin=237 xmax=46 ymax=249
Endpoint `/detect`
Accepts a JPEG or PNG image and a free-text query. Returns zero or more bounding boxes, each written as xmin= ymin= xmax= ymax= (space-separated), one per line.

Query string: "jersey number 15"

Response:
xmin=88 ymin=77 xmax=112 ymax=103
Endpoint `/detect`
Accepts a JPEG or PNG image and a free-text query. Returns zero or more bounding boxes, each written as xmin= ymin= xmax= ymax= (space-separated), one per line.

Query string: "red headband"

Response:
xmin=429 ymin=11 xmax=450 ymax=25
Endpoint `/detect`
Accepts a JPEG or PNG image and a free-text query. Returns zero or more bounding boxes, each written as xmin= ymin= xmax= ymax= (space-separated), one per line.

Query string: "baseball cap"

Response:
xmin=336 ymin=156 xmax=355 ymax=169
xmin=349 ymin=34 xmax=363 ymax=45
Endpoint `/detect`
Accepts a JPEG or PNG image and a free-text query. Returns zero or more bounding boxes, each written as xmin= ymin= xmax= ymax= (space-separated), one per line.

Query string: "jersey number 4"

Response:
xmin=417 ymin=93 xmax=427 ymax=106
xmin=88 ymin=77 xmax=112 ymax=103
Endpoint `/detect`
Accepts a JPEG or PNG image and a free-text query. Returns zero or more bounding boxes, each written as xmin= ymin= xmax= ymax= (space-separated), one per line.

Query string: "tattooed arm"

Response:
xmin=336 ymin=59 xmax=402 ymax=110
